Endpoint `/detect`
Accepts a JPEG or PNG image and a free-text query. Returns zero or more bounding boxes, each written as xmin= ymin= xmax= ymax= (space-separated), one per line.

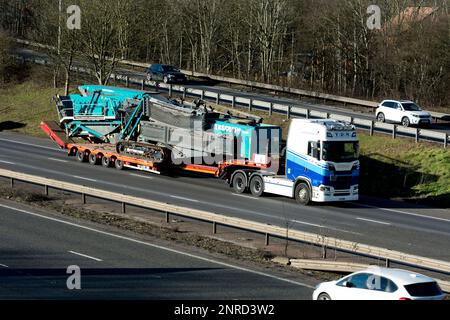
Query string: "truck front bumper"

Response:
xmin=312 ymin=186 xmax=359 ymax=202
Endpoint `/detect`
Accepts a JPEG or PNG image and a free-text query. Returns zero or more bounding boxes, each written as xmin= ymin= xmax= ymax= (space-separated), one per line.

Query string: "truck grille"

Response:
xmin=329 ymin=175 xmax=354 ymax=189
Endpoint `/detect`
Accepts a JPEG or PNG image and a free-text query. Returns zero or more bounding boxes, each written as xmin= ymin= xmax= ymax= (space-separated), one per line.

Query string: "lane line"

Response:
xmin=293 ymin=220 xmax=362 ymax=236
xmin=356 ymin=217 xmax=391 ymax=226
xmin=0 ymin=160 xmax=15 ymax=165
xmin=68 ymin=251 xmax=103 ymax=262
xmin=233 ymin=194 xmax=257 ymax=200
xmin=0 ymin=138 xmax=65 ymax=152
xmin=354 ymin=203 xmax=450 ymax=224
xmin=129 ymin=173 xmax=154 ymax=180
xmin=48 ymin=157 xmax=68 ymax=163
xmin=73 ymin=176 xmax=97 ymax=182
xmin=0 ymin=203 xmax=315 ymax=289
xmin=170 ymin=195 xmax=200 ymax=203
xmin=0 ymin=264 xmax=9 ymax=268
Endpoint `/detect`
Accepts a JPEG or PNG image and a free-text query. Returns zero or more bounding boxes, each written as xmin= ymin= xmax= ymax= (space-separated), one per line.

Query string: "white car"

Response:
xmin=376 ymin=100 xmax=432 ymax=127
xmin=313 ymin=266 xmax=446 ymax=300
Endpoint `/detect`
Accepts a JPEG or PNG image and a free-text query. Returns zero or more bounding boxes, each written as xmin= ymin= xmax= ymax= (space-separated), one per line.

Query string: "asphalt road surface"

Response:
xmin=0 ymin=132 xmax=449 ymax=264
xmin=0 ymin=200 xmax=317 ymax=300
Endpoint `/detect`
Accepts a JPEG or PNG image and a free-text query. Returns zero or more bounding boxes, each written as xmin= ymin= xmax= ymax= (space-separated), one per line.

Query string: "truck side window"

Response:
xmin=308 ymin=141 xmax=320 ymax=160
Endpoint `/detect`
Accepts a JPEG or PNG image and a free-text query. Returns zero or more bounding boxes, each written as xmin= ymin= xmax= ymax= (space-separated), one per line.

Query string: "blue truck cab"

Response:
xmin=233 ymin=119 xmax=359 ymax=205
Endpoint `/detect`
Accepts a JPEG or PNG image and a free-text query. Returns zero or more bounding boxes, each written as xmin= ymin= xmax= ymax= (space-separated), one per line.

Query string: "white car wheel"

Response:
xmin=402 ymin=117 xmax=411 ymax=127
xmin=317 ymin=293 xmax=332 ymax=300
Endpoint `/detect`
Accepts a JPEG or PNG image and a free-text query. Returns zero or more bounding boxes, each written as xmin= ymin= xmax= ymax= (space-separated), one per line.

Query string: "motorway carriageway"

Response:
xmin=0 ymin=132 xmax=449 ymax=263
xmin=0 ymin=200 xmax=315 ymax=299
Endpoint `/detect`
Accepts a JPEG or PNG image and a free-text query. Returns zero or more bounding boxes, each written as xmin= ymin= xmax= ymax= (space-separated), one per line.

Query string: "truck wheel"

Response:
xmin=88 ymin=153 xmax=98 ymax=165
xmin=249 ymin=175 xmax=264 ymax=197
xmin=115 ymin=159 xmax=124 ymax=170
xmin=102 ymin=156 xmax=111 ymax=168
xmin=232 ymin=172 xmax=247 ymax=194
xmin=295 ymin=183 xmax=311 ymax=205
xmin=76 ymin=150 xmax=86 ymax=163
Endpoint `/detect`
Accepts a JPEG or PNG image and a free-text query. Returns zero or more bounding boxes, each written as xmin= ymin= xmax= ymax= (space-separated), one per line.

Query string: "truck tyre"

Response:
xmin=232 ymin=172 xmax=247 ymax=194
xmin=76 ymin=150 xmax=86 ymax=163
xmin=102 ymin=156 xmax=111 ymax=168
xmin=88 ymin=153 xmax=98 ymax=165
xmin=249 ymin=175 xmax=264 ymax=197
xmin=295 ymin=183 xmax=311 ymax=205
xmin=115 ymin=159 xmax=124 ymax=170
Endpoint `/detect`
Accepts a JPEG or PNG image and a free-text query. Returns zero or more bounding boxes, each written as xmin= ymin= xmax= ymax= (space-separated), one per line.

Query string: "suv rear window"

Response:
xmin=404 ymin=282 xmax=443 ymax=297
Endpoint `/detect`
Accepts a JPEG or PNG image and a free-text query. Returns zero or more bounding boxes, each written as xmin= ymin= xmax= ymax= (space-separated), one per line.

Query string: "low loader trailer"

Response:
xmin=42 ymin=85 xmax=360 ymax=205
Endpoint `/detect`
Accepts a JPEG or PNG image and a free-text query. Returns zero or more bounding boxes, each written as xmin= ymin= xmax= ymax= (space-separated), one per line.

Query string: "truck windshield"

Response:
xmin=322 ymin=141 xmax=359 ymax=163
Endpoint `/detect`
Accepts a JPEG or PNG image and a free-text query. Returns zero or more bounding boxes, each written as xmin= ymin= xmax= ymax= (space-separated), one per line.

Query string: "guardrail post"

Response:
xmin=125 ymin=76 xmax=129 ymax=87
xmin=444 ymin=134 xmax=448 ymax=148
xmin=392 ymin=125 xmax=397 ymax=139
xmin=249 ymin=99 xmax=253 ymax=111
xmin=122 ymin=202 xmax=126 ymax=214
xmin=385 ymin=258 xmax=390 ymax=268
xmin=415 ymin=128 xmax=420 ymax=143
xmin=269 ymin=102 xmax=273 ymax=116
xmin=81 ymin=193 xmax=86 ymax=204
xmin=169 ymin=84 xmax=173 ymax=98
xmin=141 ymin=79 xmax=145 ymax=90
xmin=183 ymin=87 xmax=187 ymax=100
xmin=166 ymin=212 xmax=170 ymax=223
xmin=265 ymin=233 xmax=270 ymax=246
xmin=216 ymin=93 xmax=220 ymax=105
xmin=213 ymin=222 xmax=217 ymax=234
xmin=287 ymin=106 xmax=291 ymax=119
xmin=350 ymin=117 xmax=354 ymax=124
xmin=370 ymin=121 xmax=374 ymax=136
xmin=201 ymin=90 xmax=205 ymax=100
xmin=10 ymin=178 xmax=14 ymax=189
xmin=231 ymin=96 xmax=236 ymax=109
xmin=306 ymin=109 xmax=310 ymax=119
xmin=44 ymin=185 xmax=49 ymax=196
xmin=326 ymin=113 xmax=330 ymax=119
xmin=322 ymin=245 xmax=327 ymax=259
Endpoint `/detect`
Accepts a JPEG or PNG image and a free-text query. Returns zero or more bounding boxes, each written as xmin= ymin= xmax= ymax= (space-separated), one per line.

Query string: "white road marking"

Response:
xmin=170 ymin=195 xmax=199 ymax=203
xmin=0 ymin=203 xmax=315 ymax=289
xmin=0 ymin=138 xmax=65 ymax=152
xmin=48 ymin=157 xmax=68 ymax=163
xmin=73 ymin=176 xmax=97 ymax=182
xmin=0 ymin=264 xmax=8 ymax=268
xmin=232 ymin=194 xmax=257 ymax=200
xmin=293 ymin=220 xmax=362 ymax=236
xmin=130 ymin=173 xmax=154 ymax=180
xmin=0 ymin=160 xmax=15 ymax=165
xmin=69 ymin=251 xmax=103 ymax=262
xmin=354 ymin=203 xmax=450 ymax=223
xmin=356 ymin=217 xmax=391 ymax=226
